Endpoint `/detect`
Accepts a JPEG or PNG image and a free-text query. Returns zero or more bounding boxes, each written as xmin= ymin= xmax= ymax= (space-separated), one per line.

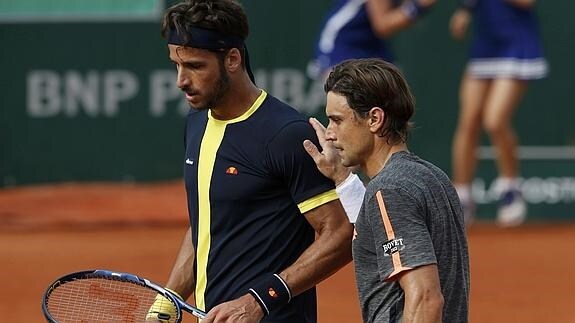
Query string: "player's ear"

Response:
xmin=225 ymin=48 xmax=242 ymax=73
xmin=368 ymin=107 xmax=385 ymax=134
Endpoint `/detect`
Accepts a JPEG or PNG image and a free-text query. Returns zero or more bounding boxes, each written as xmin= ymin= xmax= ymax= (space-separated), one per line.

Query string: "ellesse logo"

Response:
xmin=226 ymin=166 xmax=238 ymax=175
xmin=268 ymin=287 xmax=278 ymax=298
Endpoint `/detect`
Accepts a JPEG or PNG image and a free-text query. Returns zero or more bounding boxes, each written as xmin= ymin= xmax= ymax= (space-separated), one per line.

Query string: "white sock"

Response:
xmin=496 ymin=177 xmax=520 ymax=192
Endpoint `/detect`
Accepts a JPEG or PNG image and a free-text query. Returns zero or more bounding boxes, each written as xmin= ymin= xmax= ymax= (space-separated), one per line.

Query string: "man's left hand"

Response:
xmin=202 ymin=294 xmax=264 ymax=323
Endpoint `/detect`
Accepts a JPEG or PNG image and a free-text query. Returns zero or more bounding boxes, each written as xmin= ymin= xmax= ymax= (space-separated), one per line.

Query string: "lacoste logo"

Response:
xmin=382 ymin=237 xmax=405 ymax=256
xmin=226 ymin=166 xmax=238 ymax=175
xmin=185 ymin=158 xmax=194 ymax=165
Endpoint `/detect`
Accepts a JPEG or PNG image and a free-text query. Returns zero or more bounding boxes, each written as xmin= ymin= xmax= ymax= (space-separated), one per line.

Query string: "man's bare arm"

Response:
xmin=203 ymin=200 xmax=353 ymax=322
xmin=165 ymin=226 xmax=196 ymax=300
xmin=279 ymin=199 xmax=354 ymax=296
xmin=396 ymin=264 xmax=444 ymax=323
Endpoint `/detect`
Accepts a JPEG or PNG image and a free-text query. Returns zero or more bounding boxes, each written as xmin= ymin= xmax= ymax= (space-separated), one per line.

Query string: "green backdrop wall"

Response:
xmin=1 ymin=0 xmax=573 ymax=219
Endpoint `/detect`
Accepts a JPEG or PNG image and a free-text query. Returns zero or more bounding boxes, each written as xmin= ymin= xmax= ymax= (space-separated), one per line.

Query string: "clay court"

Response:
xmin=1 ymin=181 xmax=574 ymax=322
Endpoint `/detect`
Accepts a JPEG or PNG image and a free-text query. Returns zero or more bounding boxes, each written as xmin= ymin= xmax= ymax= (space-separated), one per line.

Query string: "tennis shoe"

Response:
xmin=496 ymin=189 xmax=527 ymax=227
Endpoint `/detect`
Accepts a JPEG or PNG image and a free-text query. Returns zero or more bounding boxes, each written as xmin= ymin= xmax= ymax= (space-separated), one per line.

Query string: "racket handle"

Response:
xmin=180 ymin=301 xmax=207 ymax=319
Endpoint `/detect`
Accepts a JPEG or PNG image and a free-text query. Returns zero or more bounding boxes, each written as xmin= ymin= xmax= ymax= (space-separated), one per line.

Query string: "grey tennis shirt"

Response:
xmin=352 ymin=151 xmax=470 ymax=322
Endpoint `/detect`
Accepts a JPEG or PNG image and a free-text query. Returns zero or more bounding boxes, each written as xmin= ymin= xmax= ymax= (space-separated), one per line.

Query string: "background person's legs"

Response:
xmin=482 ymin=78 xmax=528 ymax=227
xmin=452 ymin=74 xmax=490 ymax=224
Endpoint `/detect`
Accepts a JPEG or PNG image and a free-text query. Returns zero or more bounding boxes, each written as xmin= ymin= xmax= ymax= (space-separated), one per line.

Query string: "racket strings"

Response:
xmin=46 ymin=278 xmax=177 ymax=323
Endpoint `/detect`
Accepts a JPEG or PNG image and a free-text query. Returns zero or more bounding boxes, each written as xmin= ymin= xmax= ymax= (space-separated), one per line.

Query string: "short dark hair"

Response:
xmin=161 ymin=0 xmax=249 ymax=64
xmin=324 ymin=58 xmax=415 ymax=144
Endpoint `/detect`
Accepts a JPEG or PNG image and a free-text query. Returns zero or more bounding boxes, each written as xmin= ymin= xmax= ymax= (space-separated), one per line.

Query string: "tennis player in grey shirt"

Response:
xmin=304 ymin=58 xmax=470 ymax=322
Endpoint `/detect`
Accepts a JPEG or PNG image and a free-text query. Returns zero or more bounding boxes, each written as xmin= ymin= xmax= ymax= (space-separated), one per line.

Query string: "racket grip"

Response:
xmin=146 ymin=293 xmax=178 ymax=323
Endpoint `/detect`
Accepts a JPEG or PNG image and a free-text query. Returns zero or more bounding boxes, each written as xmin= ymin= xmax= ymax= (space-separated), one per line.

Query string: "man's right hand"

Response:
xmin=303 ymin=117 xmax=351 ymax=186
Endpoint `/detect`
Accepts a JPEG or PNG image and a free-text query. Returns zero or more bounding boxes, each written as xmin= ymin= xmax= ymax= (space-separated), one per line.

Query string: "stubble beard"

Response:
xmin=190 ymin=62 xmax=231 ymax=111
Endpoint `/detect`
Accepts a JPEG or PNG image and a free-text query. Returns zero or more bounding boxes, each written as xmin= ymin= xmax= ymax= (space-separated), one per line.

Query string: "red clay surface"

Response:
xmin=1 ymin=181 xmax=575 ymax=322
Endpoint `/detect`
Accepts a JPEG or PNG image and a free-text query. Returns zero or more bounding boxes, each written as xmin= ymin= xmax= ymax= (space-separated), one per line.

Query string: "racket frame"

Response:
xmin=42 ymin=269 xmax=206 ymax=322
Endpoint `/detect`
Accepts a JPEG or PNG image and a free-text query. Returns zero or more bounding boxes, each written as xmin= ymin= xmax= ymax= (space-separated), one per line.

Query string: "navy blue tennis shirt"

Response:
xmin=183 ymin=90 xmax=339 ymax=322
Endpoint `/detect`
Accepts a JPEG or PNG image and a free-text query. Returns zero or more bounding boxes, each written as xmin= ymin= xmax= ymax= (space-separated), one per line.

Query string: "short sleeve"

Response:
xmin=365 ymin=187 xmax=437 ymax=281
xmin=266 ymin=120 xmax=337 ymax=213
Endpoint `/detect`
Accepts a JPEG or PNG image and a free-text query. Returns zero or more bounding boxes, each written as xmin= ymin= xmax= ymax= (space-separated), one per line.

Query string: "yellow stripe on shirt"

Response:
xmin=195 ymin=119 xmax=226 ymax=311
xmin=297 ymin=189 xmax=339 ymax=214
xmin=195 ymin=89 xmax=267 ymax=311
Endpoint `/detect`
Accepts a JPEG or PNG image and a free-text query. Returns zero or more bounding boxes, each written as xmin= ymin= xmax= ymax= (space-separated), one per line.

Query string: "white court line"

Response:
xmin=478 ymin=146 xmax=575 ymax=160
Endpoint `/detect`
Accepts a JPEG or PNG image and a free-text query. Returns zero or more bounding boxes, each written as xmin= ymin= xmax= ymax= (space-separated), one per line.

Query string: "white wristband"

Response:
xmin=335 ymin=173 xmax=366 ymax=223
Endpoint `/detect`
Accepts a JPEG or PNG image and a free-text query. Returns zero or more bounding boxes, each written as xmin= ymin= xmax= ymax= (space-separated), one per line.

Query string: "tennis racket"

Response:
xmin=42 ymin=269 xmax=206 ymax=322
